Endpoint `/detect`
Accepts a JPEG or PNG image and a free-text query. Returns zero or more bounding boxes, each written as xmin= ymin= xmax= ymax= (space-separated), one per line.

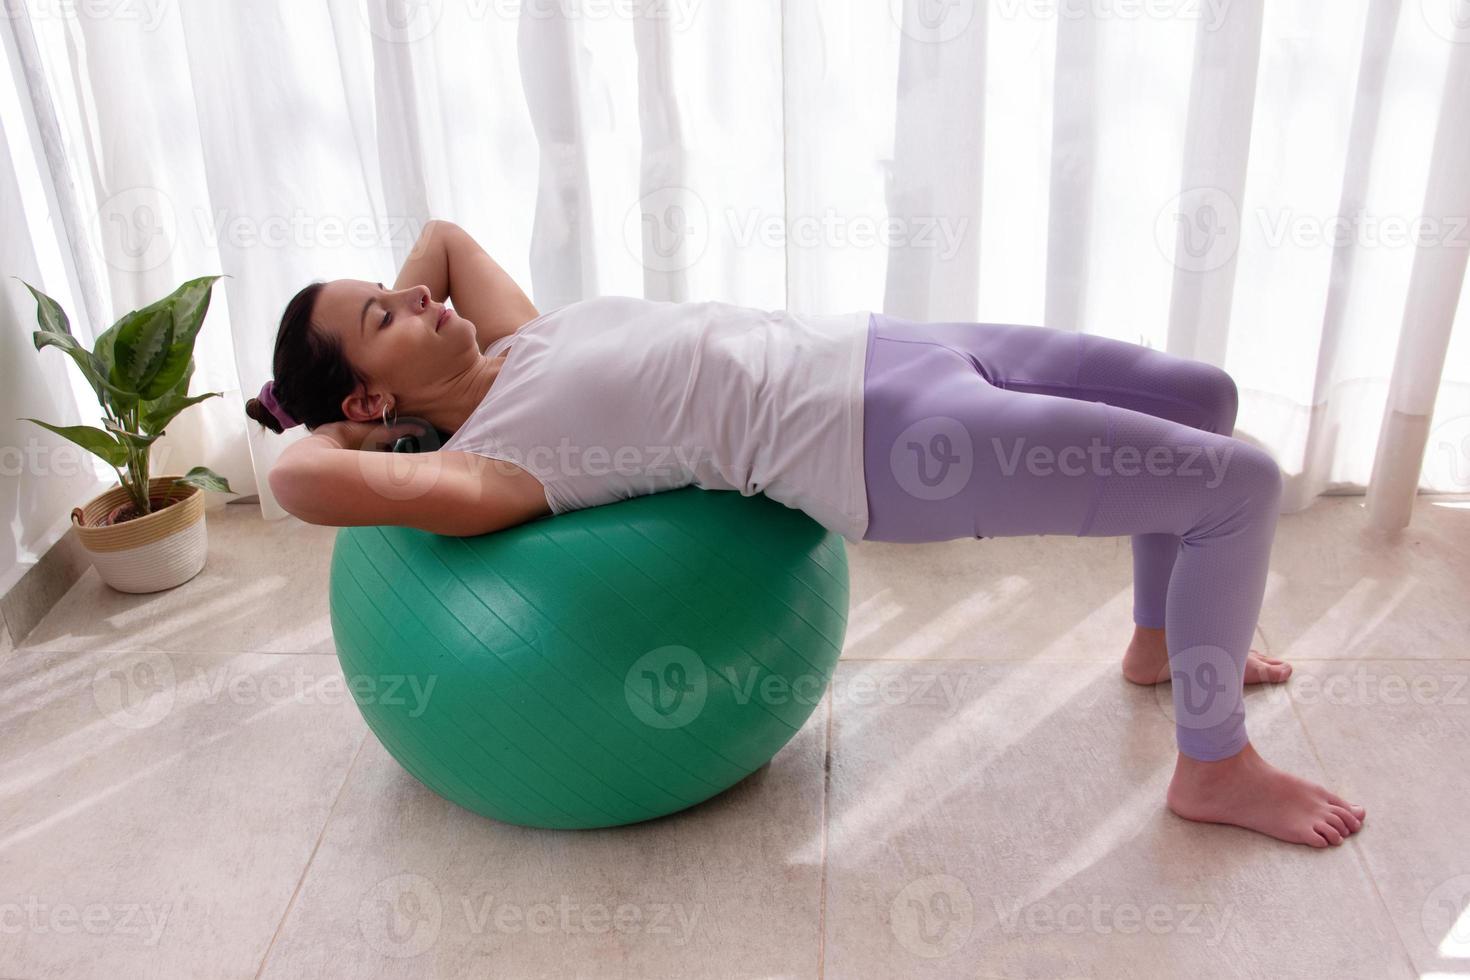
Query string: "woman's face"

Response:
xmin=313 ymin=278 xmax=477 ymax=419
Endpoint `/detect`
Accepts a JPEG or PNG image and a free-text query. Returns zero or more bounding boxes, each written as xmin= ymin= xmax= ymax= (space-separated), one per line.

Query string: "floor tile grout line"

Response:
xmin=1284 ymin=683 xmax=1422 ymax=975
xmin=252 ymin=731 xmax=370 ymax=980
xmin=816 ymin=685 xmax=833 ymax=980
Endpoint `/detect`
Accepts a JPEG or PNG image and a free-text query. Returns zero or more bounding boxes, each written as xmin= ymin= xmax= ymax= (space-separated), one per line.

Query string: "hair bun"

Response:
xmin=245 ymin=396 xmax=285 ymax=435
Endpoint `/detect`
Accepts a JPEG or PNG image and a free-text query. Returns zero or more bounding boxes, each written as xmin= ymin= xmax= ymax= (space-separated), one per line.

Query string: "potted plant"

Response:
xmin=14 ymin=274 xmax=235 ymax=594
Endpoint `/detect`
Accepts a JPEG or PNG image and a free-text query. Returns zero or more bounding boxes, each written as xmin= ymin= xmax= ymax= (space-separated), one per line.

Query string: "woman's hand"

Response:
xmin=395 ymin=219 xmax=539 ymax=352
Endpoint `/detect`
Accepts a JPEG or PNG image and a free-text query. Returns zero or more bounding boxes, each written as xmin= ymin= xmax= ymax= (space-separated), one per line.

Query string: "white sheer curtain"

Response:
xmin=6 ymin=0 xmax=1468 ymax=534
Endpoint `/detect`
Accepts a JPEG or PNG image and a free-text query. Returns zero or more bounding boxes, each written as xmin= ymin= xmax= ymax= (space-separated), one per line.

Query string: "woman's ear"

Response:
xmin=341 ymin=387 xmax=389 ymax=425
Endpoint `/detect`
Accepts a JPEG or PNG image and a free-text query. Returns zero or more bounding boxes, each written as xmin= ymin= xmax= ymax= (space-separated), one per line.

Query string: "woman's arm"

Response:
xmin=269 ymin=429 xmax=549 ymax=537
xmin=393 ymin=219 xmax=540 ymax=352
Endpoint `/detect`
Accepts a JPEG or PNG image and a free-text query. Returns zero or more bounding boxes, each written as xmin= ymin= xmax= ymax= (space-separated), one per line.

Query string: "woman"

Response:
xmin=248 ymin=219 xmax=1365 ymax=849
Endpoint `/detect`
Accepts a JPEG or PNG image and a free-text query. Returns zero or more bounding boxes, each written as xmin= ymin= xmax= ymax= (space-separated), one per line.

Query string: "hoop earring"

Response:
xmin=382 ymin=402 xmax=397 ymax=428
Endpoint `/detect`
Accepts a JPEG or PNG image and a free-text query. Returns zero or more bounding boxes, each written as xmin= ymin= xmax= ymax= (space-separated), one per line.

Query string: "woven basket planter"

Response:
xmin=69 ymin=476 xmax=208 ymax=594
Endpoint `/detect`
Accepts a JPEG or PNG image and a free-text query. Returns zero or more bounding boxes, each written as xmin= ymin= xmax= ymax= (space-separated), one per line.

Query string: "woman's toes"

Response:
xmin=1324 ymin=812 xmax=1349 ymax=837
xmin=1243 ymin=651 xmax=1293 ymax=685
xmin=1329 ymin=804 xmax=1362 ymax=833
xmin=1326 ymin=792 xmax=1366 ymax=819
xmin=1314 ymin=821 xmax=1344 ymax=846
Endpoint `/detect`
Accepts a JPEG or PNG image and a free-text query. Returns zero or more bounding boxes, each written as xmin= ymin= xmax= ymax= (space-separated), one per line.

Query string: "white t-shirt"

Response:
xmin=440 ymin=295 xmax=872 ymax=543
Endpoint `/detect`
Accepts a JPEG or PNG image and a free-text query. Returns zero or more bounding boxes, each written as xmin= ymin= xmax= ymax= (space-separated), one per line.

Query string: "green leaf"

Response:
xmin=89 ymin=322 xmax=133 ymax=416
xmin=93 ymin=307 xmax=122 ymax=371
xmin=19 ymin=418 xmax=127 ymax=466
xmin=31 ymin=328 xmax=136 ymax=408
xmin=111 ymin=305 xmax=175 ymax=396
xmin=141 ymin=389 xmax=221 ymax=436
xmin=21 ymin=278 xmax=100 ymax=401
xmin=15 ymin=278 xmax=72 ymax=337
xmin=144 ymin=356 xmax=195 ymax=409
xmin=174 ymin=466 xmax=233 ymax=495
xmin=18 ymin=277 xmax=139 ymax=415
xmin=166 ymin=275 xmax=224 ymax=348
xmin=103 ymin=419 xmax=162 ymax=453
xmin=140 ymin=342 xmax=194 ymax=402
xmin=133 ymin=276 xmax=224 ymax=400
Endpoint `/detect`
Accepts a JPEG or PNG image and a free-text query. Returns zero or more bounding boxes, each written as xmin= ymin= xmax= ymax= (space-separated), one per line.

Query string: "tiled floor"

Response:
xmin=1 ymin=494 xmax=1466 ymax=978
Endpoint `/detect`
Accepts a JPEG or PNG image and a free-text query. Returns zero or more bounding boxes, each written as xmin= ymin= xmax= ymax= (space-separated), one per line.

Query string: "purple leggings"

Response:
xmin=860 ymin=313 xmax=1284 ymax=761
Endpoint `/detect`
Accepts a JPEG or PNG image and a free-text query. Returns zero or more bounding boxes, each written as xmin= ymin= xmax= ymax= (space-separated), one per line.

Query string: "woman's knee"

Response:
xmin=1192 ymin=363 xmax=1239 ymax=436
xmin=1216 ymin=440 xmax=1284 ymax=509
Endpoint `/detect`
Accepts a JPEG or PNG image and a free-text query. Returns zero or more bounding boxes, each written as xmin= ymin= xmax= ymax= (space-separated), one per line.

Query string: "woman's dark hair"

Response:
xmin=244 ymin=280 xmax=364 ymax=434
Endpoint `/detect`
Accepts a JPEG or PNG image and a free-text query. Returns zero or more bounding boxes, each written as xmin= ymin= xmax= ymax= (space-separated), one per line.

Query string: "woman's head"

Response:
xmin=245 ymin=278 xmax=478 ymax=434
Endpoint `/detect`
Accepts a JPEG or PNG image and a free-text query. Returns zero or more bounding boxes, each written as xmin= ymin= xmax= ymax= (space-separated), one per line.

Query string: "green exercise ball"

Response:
xmin=328 ymin=486 xmax=850 ymax=830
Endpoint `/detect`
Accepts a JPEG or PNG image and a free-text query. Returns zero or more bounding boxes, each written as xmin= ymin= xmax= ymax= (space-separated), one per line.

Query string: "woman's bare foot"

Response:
xmin=1166 ymin=742 xmax=1366 ymax=847
xmin=1122 ymin=625 xmax=1290 ymax=686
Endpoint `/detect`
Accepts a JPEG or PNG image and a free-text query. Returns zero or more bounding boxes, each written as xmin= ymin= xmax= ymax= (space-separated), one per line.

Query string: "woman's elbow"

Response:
xmin=268 ymin=463 xmax=320 ymax=524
